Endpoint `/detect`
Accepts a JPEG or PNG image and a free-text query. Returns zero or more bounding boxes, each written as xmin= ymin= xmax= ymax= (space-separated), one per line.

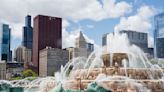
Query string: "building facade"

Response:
xmin=22 ymin=15 xmax=33 ymax=49
xmin=32 ymin=15 xmax=62 ymax=73
xmin=6 ymin=62 xmax=24 ymax=79
xmin=67 ymin=31 xmax=94 ymax=61
xmin=14 ymin=46 xmax=31 ymax=63
xmin=0 ymin=24 xmax=12 ymax=62
xmin=39 ymin=47 xmax=68 ymax=76
xmin=154 ymin=13 xmax=164 ymax=58
xmin=75 ymin=32 xmax=87 ymax=48
xmin=120 ymin=30 xmax=148 ymax=53
xmin=0 ymin=25 xmax=2 ymax=61
xmin=0 ymin=61 xmax=6 ymax=80
xmin=86 ymin=43 xmax=94 ymax=52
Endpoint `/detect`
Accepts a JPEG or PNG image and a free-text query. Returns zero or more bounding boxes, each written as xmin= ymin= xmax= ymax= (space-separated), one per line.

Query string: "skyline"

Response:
xmin=0 ymin=0 xmax=164 ymax=50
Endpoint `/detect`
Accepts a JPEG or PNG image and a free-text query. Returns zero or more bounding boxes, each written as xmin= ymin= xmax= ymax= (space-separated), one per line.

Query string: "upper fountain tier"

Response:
xmin=101 ymin=53 xmax=128 ymax=67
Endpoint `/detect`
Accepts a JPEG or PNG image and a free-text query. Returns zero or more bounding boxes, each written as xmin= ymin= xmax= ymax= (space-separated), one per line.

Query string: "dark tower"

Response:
xmin=0 ymin=24 xmax=12 ymax=62
xmin=32 ymin=15 xmax=62 ymax=73
xmin=22 ymin=15 xmax=33 ymax=49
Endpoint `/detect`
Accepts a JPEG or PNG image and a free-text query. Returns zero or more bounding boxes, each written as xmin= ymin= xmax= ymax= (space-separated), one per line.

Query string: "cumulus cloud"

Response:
xmin=62 ymin=19 xmax=95 ymax=48
xmin=114 ymin=5 xmax=156 ymax=48
xmin=102 ymin=0 xmax=132 ymax=18
xmin=86 ymin=25 xmax=94 ymax=28
xmin=0 ymin=0 xmax=131 ymax=40
xmin=0 ymin=0 xmax=132 ymax=22
xmin=10 ymin=23 xmax=23 ymax=40
xmin=115 ymin=6 xmax=155 ymax=33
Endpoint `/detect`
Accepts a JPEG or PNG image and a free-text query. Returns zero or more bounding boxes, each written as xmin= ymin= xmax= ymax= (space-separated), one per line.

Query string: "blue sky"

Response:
xmin=64 ymin=0 xmax=164 ymax=48
xmin=0 ymin=0 xmax=164 ymax=50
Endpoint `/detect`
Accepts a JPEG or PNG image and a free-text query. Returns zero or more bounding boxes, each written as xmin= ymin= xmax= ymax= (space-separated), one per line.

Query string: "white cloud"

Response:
xmin=148 ymin=35 xmax=154 ymax=48
xmin=0 ymin=20 xmax=23 ymax=41
xmin=114 ymin=6 xmax=156 ymax=48
xmin=62 ymin=29 xmax=78 ymax=48
xmin=10 ymin=23 xmax=23 ymax=40
xmin=62 ymin=28 xmax=95 ymax=48
xmin=62 ymin=20 xmax=96 ymax=48
xmin=115 ymin=6 xmax=155 ymax=33
xmin=103 ymin=0 xmax=132 ymax=18
xmin=0 ymin=0 xmax=132 ymax=22
xmin=86 ymin=25 xmax=94 ymax=28
xmin=0 ymin=0 xmax=131 ymax=40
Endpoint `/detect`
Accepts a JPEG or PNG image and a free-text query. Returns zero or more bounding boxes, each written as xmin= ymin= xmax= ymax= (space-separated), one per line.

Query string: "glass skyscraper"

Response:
xmin=154 ymin=13 xmax=164 ymax=58
xmin=0 ymin=24 xmax=11 ymax=62
xmin=22 ymin=15 xmax=33 ymax=49
xmin=0 ymin=24 xmax=2 ymax=61
xmin=121 ymin=30 xmax=148 ymax=53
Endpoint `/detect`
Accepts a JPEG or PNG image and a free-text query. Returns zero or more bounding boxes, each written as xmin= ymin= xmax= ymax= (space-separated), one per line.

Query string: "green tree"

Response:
xmin=22 ymin=69 xmax=37 ymax=78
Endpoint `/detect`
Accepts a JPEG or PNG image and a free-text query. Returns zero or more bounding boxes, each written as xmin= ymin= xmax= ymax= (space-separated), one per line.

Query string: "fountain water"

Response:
xmin=0 ymin=32 xmax=164 ymax=92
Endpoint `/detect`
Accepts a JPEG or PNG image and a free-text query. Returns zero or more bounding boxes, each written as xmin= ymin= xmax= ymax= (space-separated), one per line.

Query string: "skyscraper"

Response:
xmin=14 ymin=46 xmax=31 ymax=63
xmin=32 ymin=15 xmax=62 ymax=73
xmin=120 ymin=30 xmax=148 ymax=53
xmin=102 ymin=30 xmax=149 ymax=53
xmin=75 ymin=31 xmax=87 ymax=48
xmin=154 ymin=13 xmax=164 ymax=58
xmin=22 ymin=15 xmax=33 ymax=49
xmin=67 ymin=31 xmax=94 ymax=61
xmin=39 ymin=47 xmax=68 ymax=76
xmin=0 ymin=24 xmax=12 ymax=62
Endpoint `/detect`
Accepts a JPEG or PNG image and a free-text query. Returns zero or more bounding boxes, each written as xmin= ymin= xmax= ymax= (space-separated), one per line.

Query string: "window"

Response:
xmin=2 ymin=38 xmax=8 ymax=44
xmin=2 ymin=54 xmax=7 ymax=60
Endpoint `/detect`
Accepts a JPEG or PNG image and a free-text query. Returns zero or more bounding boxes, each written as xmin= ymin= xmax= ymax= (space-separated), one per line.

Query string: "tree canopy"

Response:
xmin=22 ymin=69 xmax=37 ymax=78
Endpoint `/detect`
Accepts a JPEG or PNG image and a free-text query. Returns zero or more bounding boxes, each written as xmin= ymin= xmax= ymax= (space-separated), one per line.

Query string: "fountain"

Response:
xmin=0 ymin=32 xmax=164 ymax=92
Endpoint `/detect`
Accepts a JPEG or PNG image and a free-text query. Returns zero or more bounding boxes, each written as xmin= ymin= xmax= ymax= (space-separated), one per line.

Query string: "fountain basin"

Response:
xmin=63 ymin=79 xmax=164 ymax=92
xmin=70 ymin=67 xmax=164 ymax=80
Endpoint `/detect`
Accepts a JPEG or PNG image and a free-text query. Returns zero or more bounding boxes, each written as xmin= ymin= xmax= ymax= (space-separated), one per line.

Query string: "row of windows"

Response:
xmin=2 ymin=38 xmax=9 ymax=44
xmin=127 ymin=32 xmax=147 ymax=40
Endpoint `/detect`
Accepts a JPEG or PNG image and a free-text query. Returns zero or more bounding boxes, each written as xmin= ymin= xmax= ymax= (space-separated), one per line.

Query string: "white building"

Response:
xmin=67 ymin=31 xmax=94 ymax=61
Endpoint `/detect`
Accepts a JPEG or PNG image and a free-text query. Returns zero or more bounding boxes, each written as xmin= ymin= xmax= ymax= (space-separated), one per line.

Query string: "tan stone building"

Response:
xmin=39 ymin=47 xmax=69 ymax=77
xmin=0 ymin=61 xmax=6 ymax=80
xmin=14 ymin=46 xmax=31 ymax=63
xmin=67 ymin=31 xmax=94 ymax=61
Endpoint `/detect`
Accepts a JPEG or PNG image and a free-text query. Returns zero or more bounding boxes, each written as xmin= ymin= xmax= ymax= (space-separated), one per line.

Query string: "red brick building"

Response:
xmin=32 ymin=15 xmax=62 ymax=73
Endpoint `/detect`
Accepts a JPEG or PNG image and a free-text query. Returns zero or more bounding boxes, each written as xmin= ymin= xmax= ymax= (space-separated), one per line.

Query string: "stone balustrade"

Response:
xmin=63 ymin=79 xmax=164 ymax=92
xmin=70 ymin=68 xmax=164 ymax=80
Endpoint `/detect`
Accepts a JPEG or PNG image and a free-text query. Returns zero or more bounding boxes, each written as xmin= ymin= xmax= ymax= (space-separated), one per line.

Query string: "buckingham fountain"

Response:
xmin=1 ymin=32 xmax=164 ymax=92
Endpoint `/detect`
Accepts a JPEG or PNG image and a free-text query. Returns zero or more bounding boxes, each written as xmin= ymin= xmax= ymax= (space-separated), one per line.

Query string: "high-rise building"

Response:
xmin=14 ymin=46 xmax=31 ymax=63
xmin=0 ymin=24 xmax=12 ymax=62
xmin=0 ymin=26 xmax=2 ymax=61
xmin=120 ymin=30 xmax=148 ymax=53
xmin=0 ymin=61 xmax=6 ymax=80
xmin=75 ymin=31 xmax=87 ymax=48
xmin=14 ymin=46 xmax=23 ymax=62
xmin=39 ymin=47 xmax=68 ymax=76
xmin=67 ymin=31 xmax=94 ymax=61
xmin=32 ymin=15 xmax=62 ymax=73
xmin=102 ymin=30 xmax=149 ymax=53
xmin=154 ymin=13 xmax=164 ymax=58
xmin=22 ymin=15 xmax=33 ymax=49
